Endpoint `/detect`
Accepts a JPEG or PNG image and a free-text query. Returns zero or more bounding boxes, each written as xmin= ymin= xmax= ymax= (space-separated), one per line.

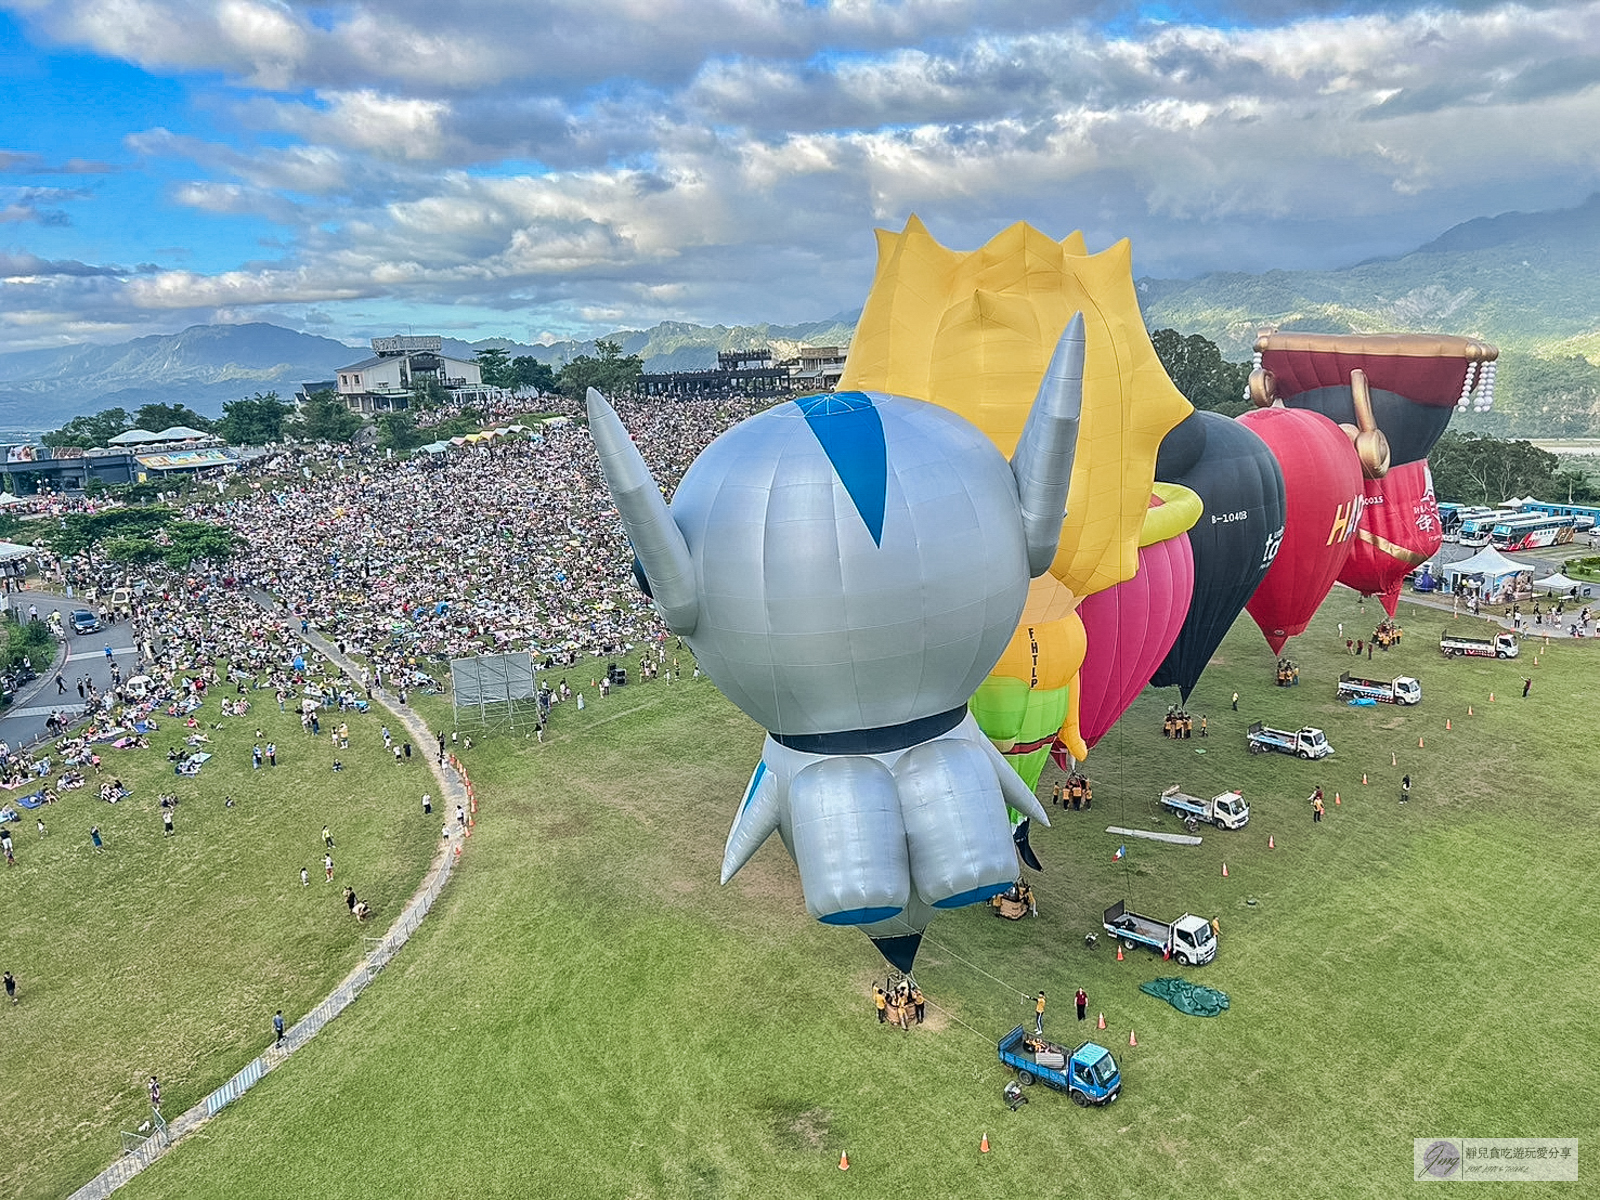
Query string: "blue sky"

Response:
xmin=2 ymin=0 xmax=1598 ymax=352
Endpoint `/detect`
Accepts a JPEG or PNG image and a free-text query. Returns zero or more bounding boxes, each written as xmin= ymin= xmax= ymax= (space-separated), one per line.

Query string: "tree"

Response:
xmin=43 ymin=408 xmax=131 ymax=449
xmin=475 ymin=346 xmax=514 ymax=389
xmin=1428 ymin=431 xmax=1561 ymax=504
xmin=1151 ymin=329 xmax=1252 ymax=416
xmin=46 ymin=506 xmax=173 ymax=568
xmin=558 ymin=338 xmax=643 ymax=400
xmin=512 ymin=356 xmax=559 ymax=393
xmin=214 ymin=393 xmax=292 ymax=445
xmin=376 ymin=412 xmax=428 ymax=453
xmin=132 ymin=403 xmax=214 ymax=433
xmin=288 ymin=389 xmax=364 ymax=444
xmin=409 ymin=378 xmax=450 ymax=411
xmin=160 ymin=521 xmax=240 ymax=570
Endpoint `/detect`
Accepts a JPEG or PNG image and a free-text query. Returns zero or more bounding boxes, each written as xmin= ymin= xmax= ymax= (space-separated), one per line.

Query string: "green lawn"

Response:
xmin=23 ymin=591 xmax=1600 ymax=1198
xmin=0 ymin=681 xmax=437 ymax=1199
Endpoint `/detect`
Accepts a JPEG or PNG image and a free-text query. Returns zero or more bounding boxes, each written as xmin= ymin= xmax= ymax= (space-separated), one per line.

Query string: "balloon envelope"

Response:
xmin=1240 ymin=407 xmax=1365 ymax=653
xmin=1151 ymin=411 xmax=1286 ymax=700
xmin=1078 ymin=532 xmax=1194 ymax=748
xmin=1339 ymin=459 xmax=1443 ymax=616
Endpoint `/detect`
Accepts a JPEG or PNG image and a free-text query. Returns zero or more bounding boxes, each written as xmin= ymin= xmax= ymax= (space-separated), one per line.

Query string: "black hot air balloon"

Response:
xmin=1150 ymin=410 xmax=1287 ymax=700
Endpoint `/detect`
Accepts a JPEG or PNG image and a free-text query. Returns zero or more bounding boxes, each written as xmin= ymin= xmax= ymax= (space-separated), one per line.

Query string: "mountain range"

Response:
xmin=2 ymin=194 xmax=1597 ymax=433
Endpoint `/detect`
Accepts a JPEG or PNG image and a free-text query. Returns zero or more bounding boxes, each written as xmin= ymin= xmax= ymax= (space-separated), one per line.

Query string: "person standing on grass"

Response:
xmin=1231 ymin=692 xmax=1239 ymax=712
xmin=90 ymin=825 xmax=104 ymax=852
xmin=3 ymin=970 xmax=15 ymax=1005
xmin=252 ymin=744 xmax=262 ymax=770
xmin=912 ymin=985 xmax=925 ymax=1024
xmin=1076 ymin=987 xmax=1088 ymax=1022
xmin=422 ymin=794 xmax=432 ymax=816
xmin=266 ymin=741 xmax=277 ymax=766
xmin=36 ymin=818 xmax=46 ymax=838
xmin=148 ymin=1076 xmax=161 ymax=1113
xmin=873 ymin=985 xmax=887 ymax=1024
xmin=300 ymin=866 xmax=309 ymax=887
xmin=322 ymin=825 xmax=334 ymax=849
xmin=162 ymin=808 xmax=174 ymax=837
xmin=1522 ymin=677 xmax=1532 ymax=698
xmin=273 ymin=1010 xmax=285 ymax=1047
xmin=324 ymin=852 xmax=334 ymax=881
xmin=1401 ymin=774 xmax=1411 ymax=804
xmin=1313 ymin=795 xmax=1325 ymax=823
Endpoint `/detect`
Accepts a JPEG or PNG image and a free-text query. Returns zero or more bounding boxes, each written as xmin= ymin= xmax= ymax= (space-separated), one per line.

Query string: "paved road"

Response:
xmin=0 ymin=590 xmax=139 ymax=748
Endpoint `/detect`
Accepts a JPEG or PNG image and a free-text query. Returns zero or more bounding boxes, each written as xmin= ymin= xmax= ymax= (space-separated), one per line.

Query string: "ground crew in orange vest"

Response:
xmin=873 ymin=985 xmax=887 ymax=1024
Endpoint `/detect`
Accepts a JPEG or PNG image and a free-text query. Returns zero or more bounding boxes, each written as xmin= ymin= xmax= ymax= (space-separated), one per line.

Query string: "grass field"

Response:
xmin=21 ymin=589 xmax=1600 ymax=1198
xmin=0 ymin=681 xmax=438 ymax=1199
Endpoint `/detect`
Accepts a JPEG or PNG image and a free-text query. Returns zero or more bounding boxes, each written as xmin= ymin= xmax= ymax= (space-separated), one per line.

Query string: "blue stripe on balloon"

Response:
xmin=795 ymin=391 xmax=887 ymax=546
xmin=819 ymin=905 xmax=903 ymax=926
xmin=933 ymin=882 xmax=1011 ymax=909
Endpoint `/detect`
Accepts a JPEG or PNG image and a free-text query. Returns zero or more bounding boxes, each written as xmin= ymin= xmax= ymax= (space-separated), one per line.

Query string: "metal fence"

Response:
xmin=67 ymin=846 xmax=457 ymax=1200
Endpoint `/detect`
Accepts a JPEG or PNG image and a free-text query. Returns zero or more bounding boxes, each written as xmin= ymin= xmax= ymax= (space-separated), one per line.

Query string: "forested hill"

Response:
xmin=1139 ymin=193 xmax=1600 ymax=360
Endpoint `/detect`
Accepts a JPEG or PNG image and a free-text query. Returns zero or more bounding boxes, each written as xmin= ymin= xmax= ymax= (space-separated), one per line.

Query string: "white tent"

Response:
xmin=0 ymin=540 xmax=34 ymax=562
xmin=0 ymin=493 xmax=30 ymax=507
xmin=1531 ymin=572 xmax=1595 ymax=596
xmin=1442 ymin=545 xmax=1535 ymax=603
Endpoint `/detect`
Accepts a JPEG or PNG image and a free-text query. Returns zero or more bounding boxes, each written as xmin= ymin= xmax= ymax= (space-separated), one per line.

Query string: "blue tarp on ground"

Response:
xmin=14 ymin=792 xmax=46 ymax=809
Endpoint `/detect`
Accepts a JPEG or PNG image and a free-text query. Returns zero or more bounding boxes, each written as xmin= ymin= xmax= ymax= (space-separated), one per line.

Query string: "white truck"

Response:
xmin=1102 ymin=900 xmax=1217 ymax=966
xmin=1160 ymin=785 xmax=1249 ymax=830
xmin=1247 ymin=722 xmax=1333 ymax=759
xmin=1337 ymin=672 xmax=1422 ymax=705
xmin=1439 ymin=629 xmax=1519 ymax=659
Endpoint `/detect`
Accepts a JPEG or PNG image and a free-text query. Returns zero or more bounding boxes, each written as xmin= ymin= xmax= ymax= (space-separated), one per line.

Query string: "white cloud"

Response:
xmin=4 ymin=0 xmax=1600 ymax=350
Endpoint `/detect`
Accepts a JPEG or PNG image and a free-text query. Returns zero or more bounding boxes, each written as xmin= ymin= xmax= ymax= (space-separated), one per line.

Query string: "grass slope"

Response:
xmin=0 ymin=686 xmax=437 ymax=1199
xmin=53 ymin=593 xmax=1600 ymax=1197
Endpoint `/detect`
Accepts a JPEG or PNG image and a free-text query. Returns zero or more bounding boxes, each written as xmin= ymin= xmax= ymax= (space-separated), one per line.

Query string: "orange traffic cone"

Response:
xmin=1097 ymin=1012 xmax=1106 ymax=1030
xmin=452 ymin=844 xmax=461 ymax=860
xmin=1391 ymin=751 xmax=1397 ymax=766
xmin=1468 ymin=706 xmax=1473 ymax=716
xmin=1268 ymin=835 xmax=1275 ymax=849
xmin=467 ymin=813 xmax=475 ymax=827
xmin=1129 ymin=1029 xmax=1138 ymax=1047
xmin=980 ymin=1133 xmax=990 ymax=1155
xmin=839 ymin=1151 xmax=849 ymax=1171
xmin=1418 ymin=737 xmax=1424 ymax=748
xmin=1334 ymin=793 xmax=1341 ymax=805
xmin=1221 ymin=862 xmax=1229 ymax=878
xmin=1362 ymin=773 xmax=1368 ymax=785
xmin=1116 ymin=944 xmax=1124 ymax=961
xmin=1489 ymin=692 xmax=1495 ymax=702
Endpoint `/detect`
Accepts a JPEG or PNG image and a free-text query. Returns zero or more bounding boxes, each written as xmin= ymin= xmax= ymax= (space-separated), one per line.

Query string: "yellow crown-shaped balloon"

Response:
xmin=839 ymin=216 xmax=1193 ymax=599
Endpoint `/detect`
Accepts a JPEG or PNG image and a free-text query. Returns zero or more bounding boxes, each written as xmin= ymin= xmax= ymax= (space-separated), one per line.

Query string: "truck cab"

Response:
xmin=1170 ymin=915 xmax=1218 ymax=966
xmin=997 ymin=1026 xmax=1122 ymax=1106
xmin=1392 ymin=677 xmax=1421 ymax=703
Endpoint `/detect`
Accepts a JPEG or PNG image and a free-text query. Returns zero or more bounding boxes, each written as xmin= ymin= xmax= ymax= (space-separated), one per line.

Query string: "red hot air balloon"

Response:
xmin=1077 ymin=530 xmax=1194 ymax=749
xmin=1342 ymin=460 xmax=1442 ymax=616
xmin=1239 ymin=407 xmax=1365 ymax=654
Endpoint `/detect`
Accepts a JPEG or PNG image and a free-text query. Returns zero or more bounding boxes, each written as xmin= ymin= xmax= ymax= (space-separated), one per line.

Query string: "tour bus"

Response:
xmin=1457 ymin=511 xmax=1516 ymax=547
xmin=1441 ymin=505 xmax=1507 ymax=543
xmin=1508 ymin=499 xmax=1600 ymax=531
xmin=1487 ymin=514 xmax=1579 ymax=551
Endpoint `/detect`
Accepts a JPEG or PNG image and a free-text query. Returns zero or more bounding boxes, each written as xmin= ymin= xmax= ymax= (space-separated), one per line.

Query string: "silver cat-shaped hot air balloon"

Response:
xmin=588 ymin=315 xmax=1084 ymax=969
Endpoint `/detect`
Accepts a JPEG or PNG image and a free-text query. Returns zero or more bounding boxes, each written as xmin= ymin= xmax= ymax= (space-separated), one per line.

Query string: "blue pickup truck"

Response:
xmin=997 ymin=1025 xmax=1122 ymax=1105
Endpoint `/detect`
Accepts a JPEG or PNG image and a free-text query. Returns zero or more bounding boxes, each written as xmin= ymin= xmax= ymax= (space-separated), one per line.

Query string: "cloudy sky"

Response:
xmin=1 ymin=0 xmax=1598 ymax=352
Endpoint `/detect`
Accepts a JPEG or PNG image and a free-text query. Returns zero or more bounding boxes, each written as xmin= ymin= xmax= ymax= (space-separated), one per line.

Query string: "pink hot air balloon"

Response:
xmin=1339 ymin=459 xmax=1443 ymax=616
xmin=1077 ymin=532 xmax=1194 ymax=749
xmin=1239 ymin=407 xmax=1365 ymax=654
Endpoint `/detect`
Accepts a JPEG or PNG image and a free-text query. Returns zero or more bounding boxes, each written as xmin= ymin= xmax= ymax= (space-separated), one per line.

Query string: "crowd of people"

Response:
xmin=173 ymin=394 xmax=771 ymax=681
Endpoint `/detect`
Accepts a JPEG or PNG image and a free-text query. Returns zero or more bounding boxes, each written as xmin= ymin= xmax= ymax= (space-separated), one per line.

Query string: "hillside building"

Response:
xmin=329 ymin=336 xmax=492 ymax=414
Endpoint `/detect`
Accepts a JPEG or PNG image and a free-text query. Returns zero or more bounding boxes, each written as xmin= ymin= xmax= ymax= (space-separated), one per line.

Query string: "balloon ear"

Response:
xmin=587 ymin=388 xmax=700 ymax=634
xmin=1010 ymin=313 xmax=1084 ymax=576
